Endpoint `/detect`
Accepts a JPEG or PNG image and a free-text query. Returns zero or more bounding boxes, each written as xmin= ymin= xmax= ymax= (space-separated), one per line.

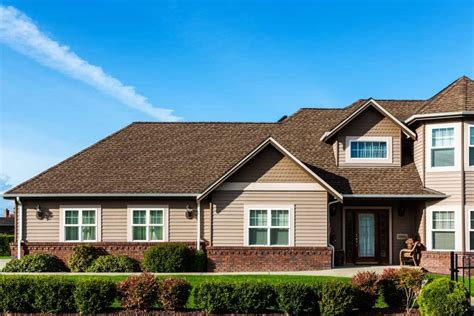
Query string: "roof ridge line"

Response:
xmin=132 ymin=121 xmax=277 ymax=125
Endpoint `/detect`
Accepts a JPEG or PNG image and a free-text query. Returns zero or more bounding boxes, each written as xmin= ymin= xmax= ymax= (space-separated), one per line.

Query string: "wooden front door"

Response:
xmin=345 ymin=209 xmax=389 ymax=265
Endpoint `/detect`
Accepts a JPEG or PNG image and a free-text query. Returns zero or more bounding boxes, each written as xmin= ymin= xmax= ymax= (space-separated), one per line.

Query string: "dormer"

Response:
xmin=321 ymin=99 xmax=416 ymax=167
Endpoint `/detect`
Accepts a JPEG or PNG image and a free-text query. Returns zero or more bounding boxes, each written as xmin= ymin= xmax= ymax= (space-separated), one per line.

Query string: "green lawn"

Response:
xmin=0 ymin=256 xmax=11 ymax=259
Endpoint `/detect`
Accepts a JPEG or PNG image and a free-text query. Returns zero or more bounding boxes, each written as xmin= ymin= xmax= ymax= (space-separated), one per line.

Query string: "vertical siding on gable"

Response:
xmin=211 ymin=190 xmax=328 ymax=247
xmin=227 ymin=146 xmax=315 ymax=183
xmin=337 ymin=107 xmax=402 ymax=167
xmin=413 ymin=124 xmax=425 ymax=184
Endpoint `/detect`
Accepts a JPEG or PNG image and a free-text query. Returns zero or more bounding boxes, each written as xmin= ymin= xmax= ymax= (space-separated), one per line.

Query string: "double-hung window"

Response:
xmin=469 ymin=126 xmax=474 ymax=167
xmin=431 ymin=127 xmax=455 ymax=167
xmin=129 ymin=207 xmax=167 ymax=242
xmin=63 ymin=208 xmax=98 ymax=241
xmin=432 ymin=211 xmax=455 ymax=250
xmin=247 ymin=207 xmax=293 ymax=246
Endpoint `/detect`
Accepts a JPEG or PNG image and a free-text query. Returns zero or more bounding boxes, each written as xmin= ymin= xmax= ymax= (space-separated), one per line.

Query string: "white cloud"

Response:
xmin=0 ymin=5 xmax=180 ymax=121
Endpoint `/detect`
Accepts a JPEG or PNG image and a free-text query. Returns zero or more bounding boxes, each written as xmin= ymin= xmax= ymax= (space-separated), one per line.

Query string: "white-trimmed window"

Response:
xmin=246 ymin=206 xmax=293 ymax=246
xmin=63 ymin=208 xmax=98 ymax=242
xmin=431 ymin=127 xmax=455 ymax=167
xmin=470 ymin=210 xmax=474 ymax=250
xmin=128 ymin=207 xmax=167 ymax=242
xmin=469 ymin=126 xmax=474 ymax=167
xmin=345 ymin=137 xmax=392 ymax=163
xmin=432 ymin=211 xmax=455 ymax=250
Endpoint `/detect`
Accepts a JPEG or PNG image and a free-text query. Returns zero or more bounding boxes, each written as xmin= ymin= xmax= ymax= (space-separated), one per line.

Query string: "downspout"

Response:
xmin=16 ymin=197 xmax=22 ymax=259
xmin=327 ymin=199 xmax=339 ymax=268
xmin=196 ymin=199 xmax=201 ymax=251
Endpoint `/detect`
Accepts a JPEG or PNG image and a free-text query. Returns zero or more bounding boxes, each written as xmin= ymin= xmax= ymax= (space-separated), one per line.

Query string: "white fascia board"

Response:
xmin=320 ymin=99 xmax=416 ymax=142
xmin=3 ymin=193 xmax=200 ymax=198
xmin=405 ymin=111 xmax=474 ymax=125
xmin=197 ymin=137 xmax=343 ymax=202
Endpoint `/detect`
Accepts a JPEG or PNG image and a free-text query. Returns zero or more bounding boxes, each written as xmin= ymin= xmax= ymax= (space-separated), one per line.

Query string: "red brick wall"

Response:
xmin=11 ymin=243 xmax=332 ymax=272
xmin=10 ymin=241 xmax=198 ymax=263
xmin=419 ymin=251 xmax=474 ymax=275
xmin=206 ymin=246 xmax=332 ymax=272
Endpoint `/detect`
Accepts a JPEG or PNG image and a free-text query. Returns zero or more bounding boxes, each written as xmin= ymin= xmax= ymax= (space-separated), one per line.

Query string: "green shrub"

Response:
xmin=378 ymin=268 xmax=405 ymax=308
xmin=2 ymin=253 xmax=68 ymax=272
xmin=117 ymin=273 xmax=159 ymax=311
xmin=68 ymin=244 xmax=106 ymax=272
xmin=158 ymin=278 xmax=191 ymax=311
xmin=351 ymin=271 xmax=379 ymax=310
xmin=142 ymin=243 xmax=191 ymax=272
xmin=189 ymin=249 xmax=207 ymax=272
xmin=74 ymin=279 xmax=115 ymax=314
xmin=0 ymin=234 xmax=13 ymax=256
xmin=320 ymin=280 xmax=355 ymax=315
xmin=0 ymin=276 xmax=35 ymax=312
xmin=32 ymin=277 xmax=76 ymax=313
xmin=231 ymin=281 xmax=276 ymax=313
xmin=274 ymin=282 xmax=317 ymax=315
xmin=87 ymin=255 xmax=140 ymax=272
xmin=193 ymin=281 xmax=234 ymax=313
xmin=418 ymin=278 xmax=469 ymax=316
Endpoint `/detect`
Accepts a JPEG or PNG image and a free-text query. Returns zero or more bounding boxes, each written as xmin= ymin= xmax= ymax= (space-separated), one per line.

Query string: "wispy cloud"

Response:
xmin=0 ymin=5 xmax=180 ymax=121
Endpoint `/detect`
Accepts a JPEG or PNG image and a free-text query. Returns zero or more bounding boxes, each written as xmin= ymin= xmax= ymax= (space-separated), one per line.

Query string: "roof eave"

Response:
xmin=341 ymin=193 xmax=447 ymax=200
xmin=405 ymin=111 xmax=474 ymax=125
xmin=3 ymin=193 xmax=200 ymax=199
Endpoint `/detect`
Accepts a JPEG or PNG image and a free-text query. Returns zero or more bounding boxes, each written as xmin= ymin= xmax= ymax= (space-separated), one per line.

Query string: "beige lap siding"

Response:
xmin=211 ymin=190 xmax=328 ymax=247
xmin=21 ymin=199 xmax=196 ymax=243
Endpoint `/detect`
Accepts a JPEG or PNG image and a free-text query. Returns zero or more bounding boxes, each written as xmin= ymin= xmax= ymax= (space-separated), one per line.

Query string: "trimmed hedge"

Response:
xmin=0 ymin=234 xmax=13 ymax=256
xmin=87 ymin=255 xmax=140 ymax=272
xmin=320 ymin=281 xmax=356 ymax=315
xmin=0 ymin=275 xmax=35 ymax=312
xmin=193 ymin=281 xmax=235 ymax=313
xmin=117 ymin=273 xmax=159 ymax=311
xmin=2 ymin=253 xmax=68 ymax=272
xmin=74 ymin=279 xmax=115 ymax=314
xmin=143 ymin=243 xmax=191 ymax=272
xmin=274 ymin=282 xmax=317 ymax=315
xmin=418 ymin=278 xmax=469 ymax=316
xmin=158 ymin=278 xmax=191 ymax=311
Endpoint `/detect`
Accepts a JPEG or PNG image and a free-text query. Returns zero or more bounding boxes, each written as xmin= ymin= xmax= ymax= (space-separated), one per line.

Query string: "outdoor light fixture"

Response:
xmin=185 ymin=205 xmax=194 ymax=219
xmin=36 ymin=204 xmax=45 ymax=219
xmin=398 ymin=207 xmax=406 ymax=217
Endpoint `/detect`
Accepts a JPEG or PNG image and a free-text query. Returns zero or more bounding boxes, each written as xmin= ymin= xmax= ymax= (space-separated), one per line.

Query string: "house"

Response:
xmin=0 ymin=209 xmax=14 ymax=235
xmin=3 ymin=76 xmax=474 ymax=274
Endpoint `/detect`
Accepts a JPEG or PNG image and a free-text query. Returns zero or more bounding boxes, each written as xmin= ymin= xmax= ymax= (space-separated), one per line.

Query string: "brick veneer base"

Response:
xmin=206 ymin=246 xmax=332 ymax=272
xmin=420 ymin=251 xmax=474 ymax=275
xmin=11 ymin=243 xmax=332 ymax=272
xmin=10 ymin=242 xmax=198 ymax=264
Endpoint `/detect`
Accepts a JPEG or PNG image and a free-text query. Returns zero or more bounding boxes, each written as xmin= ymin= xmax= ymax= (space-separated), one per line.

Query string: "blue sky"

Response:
xmin=0 ymin=0 xmax=473 ymax=210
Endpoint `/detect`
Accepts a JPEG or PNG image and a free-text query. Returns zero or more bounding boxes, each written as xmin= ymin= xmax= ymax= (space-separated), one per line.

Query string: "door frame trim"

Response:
xmin=342 ymin=206 xmax=393 ymax=264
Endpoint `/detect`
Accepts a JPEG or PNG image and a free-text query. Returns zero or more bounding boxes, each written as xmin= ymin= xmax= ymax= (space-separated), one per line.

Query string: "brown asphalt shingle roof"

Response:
xmin=6 ymin=76 xmax=473 ymax=197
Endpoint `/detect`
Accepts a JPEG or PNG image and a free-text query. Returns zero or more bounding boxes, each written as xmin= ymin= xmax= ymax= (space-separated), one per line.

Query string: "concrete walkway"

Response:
xmin=0 ymin=258 xmax=11 ymax=270
xmin=0 ymin=265 xmax=405 ymax=277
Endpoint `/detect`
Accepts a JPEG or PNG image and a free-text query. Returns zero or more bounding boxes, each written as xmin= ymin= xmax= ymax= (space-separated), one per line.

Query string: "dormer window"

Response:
xmin=345 ymin=137 xmax=392 ymax=163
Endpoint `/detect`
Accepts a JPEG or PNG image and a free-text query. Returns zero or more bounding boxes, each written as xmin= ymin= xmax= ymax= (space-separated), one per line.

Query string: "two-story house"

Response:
xmin=4 ymin=76 xmax=473 ymax=273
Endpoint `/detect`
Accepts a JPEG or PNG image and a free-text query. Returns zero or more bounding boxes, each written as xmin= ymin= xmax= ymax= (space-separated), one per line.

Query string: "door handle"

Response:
xmin=355 ymin=233 xmax=358 ymax=245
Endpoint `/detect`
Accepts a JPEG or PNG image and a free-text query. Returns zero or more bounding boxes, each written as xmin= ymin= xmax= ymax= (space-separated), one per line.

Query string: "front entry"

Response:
xmin=345 ymin=209 xmax=389 ymax=264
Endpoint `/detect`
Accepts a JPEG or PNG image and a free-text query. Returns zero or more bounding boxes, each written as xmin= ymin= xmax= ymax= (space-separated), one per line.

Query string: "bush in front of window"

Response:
xmin=142 ymin=243 xmax=191 ymax=272
xmin=418 ymin=278 xmax=469 ymax=316
xmin=32 ymin=277 xmax=76 ymax=313
xmin=2 ymin=253 xmax=68 ymax=272
xmin=351 ymin=271 xmax=379 ymax=310
xmin=0 ymin=275 xmax=35 ymax=312
xmin=117 ymin=273 xmax=159 ymax=311
xmin=74 ymin=279 xmax=116 ymax=314
xmin=274 ymin=282 xmax=318 ymax=315
xmin=0 ymin=234 xmax=14 ymax=256
xmin=68 ymin=244 xmax=106 ymax=272
xmin=87 ymin=255 xmax=140 ymax=272
xmin=157 ymin=278 xmax=191 ymax=311
xmin=319 ymin=280 xmax=356 ymax=315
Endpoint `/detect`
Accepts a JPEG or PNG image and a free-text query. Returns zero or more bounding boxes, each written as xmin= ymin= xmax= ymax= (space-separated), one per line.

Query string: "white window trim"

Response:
xmin=59 ymin=205 xmax=101 ymax=242
xmin=466 ymin=123 xmax=474 ymax=170
xmin=345 ymin=136 xmax=392 ymax=163
xmin=468 ymin=209 xmax=474 ymax=251
xmin=426 ymin=122 xmax=461 ymax=172
xmin=426 ymin=206 xmax=461 ymax=251
xmin=127 ymin=205 xmax=169 ymax=242
xmin=243 ymin=204 xmax=295 ymax=247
